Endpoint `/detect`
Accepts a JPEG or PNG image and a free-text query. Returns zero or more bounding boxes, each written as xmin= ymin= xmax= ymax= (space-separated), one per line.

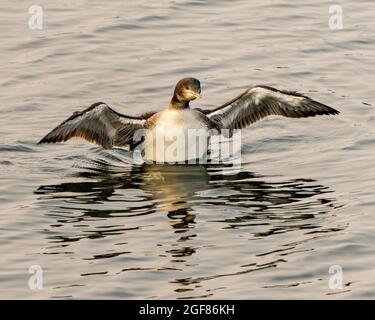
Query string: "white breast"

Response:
xmin=143 ymin=109 xmax=210 ymax=163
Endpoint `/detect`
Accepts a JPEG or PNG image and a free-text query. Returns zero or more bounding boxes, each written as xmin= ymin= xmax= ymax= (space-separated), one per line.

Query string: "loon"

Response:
xmin=38 ymin=77 xmax=339 ymax=162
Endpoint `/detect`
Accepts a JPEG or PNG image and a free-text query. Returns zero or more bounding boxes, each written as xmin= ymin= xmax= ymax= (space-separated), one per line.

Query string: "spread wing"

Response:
xmin=38 ymin=102 xmax=148 ymax=149
xmin=207 ymin=85 xmax=339 ymax=130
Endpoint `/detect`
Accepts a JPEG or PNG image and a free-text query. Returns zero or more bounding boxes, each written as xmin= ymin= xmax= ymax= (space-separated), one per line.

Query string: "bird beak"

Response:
xmin=186 ymin=89 xmax=202 ymax=99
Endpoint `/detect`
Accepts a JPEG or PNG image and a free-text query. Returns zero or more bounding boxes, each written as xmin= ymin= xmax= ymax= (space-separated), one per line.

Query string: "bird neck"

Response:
xmin=169 ymin=94 xmax=189 ymax=110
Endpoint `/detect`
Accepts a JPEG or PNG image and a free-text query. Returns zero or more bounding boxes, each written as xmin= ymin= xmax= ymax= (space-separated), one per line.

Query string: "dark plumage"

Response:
xmin=207 ymin=85 xmax=339 ymax=131
xmin=38 ymin=102 xmax=147 ymax=149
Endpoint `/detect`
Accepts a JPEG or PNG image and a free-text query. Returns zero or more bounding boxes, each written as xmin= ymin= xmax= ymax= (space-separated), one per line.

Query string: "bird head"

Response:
xmin=173 ymin=77 xmax=202 ymax=103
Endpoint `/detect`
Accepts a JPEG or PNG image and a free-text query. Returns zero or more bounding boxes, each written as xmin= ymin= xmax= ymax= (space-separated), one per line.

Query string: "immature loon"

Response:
xmin=38 ymin=77 xmax=339 ymax=162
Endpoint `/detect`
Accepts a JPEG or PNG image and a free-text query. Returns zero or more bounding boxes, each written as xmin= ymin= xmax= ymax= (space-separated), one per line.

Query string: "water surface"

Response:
xmin=0 ymin=0 xmax=374 ymax=299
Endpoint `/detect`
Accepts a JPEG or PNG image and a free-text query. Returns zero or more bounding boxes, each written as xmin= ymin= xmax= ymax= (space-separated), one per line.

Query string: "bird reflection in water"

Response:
xmin=35 ymin=157 xmax=339 ymax=249
xmin=35 ymin=157 xmax=342 ymax=297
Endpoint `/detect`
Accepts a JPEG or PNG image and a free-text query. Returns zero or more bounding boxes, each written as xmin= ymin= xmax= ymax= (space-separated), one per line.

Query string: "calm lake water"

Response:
xmin=1 ymin=0 xmax=374 ymax=299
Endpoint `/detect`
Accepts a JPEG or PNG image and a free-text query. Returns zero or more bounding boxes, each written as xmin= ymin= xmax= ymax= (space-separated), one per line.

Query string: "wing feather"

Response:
xmin=207 ymin=85 xmax=339 ymax=130
xmin=38 ymin=102 xmax=147 ymax=149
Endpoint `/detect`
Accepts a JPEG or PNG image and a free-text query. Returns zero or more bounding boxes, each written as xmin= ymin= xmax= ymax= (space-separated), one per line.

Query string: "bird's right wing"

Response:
xmin=206 ymin=85 xmax=339 ymax=130
xmin=38 ymin=102 xmax=148 ymax=149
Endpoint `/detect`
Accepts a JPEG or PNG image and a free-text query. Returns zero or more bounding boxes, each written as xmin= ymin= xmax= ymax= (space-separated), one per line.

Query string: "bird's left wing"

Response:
xmin=206 ymin=85 xmax=339 ymax=130
xmin=38 ymin=102 xmax=148 ymax=149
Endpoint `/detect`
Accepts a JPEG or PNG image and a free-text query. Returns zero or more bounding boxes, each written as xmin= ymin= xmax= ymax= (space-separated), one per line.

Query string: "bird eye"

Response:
xmin=185 ymin=86 xmax=189 ymax=90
